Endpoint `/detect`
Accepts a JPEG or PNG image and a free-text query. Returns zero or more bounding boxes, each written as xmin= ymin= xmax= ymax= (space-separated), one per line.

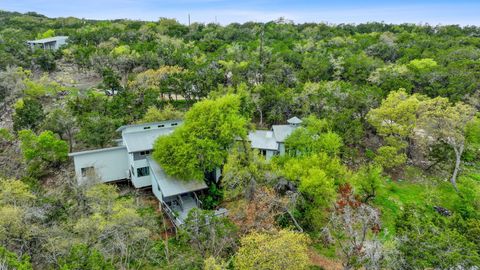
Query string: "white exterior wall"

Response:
xmin=72 ymin=147 xmax=129 ymax=185
xmin=130 ymin=157 xmax=152 ymax=188
xmin=54 ymin=38 xmax=67 ymax=49
xmin=266 ymin=150 xmax=276 ymax=160
xmin=151 ymin=174 xmax=163 ymax=202
xmin=278 ymin=143 xmax=286 ymax=155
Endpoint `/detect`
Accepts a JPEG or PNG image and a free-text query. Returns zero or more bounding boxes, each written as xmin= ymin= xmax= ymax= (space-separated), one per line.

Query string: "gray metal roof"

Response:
xmin=68 ymin=146 xmax=126 ymax=157
xmin=116 ymin=120 xmax=182 ymax=132
xmin=287 ymin=116 xmax=303 ymax=124
xmin=27 ymin=36 xmax=68 ymax=44
xmin=147 ymin=157 xmax=207 ymax=198
xmin=122 ymin=128 xmax=174 ymax=153
xmin=272 ymin=125 xmax=297 ymax=143
xmin=248 ymin=130 xmax=278 ymax=150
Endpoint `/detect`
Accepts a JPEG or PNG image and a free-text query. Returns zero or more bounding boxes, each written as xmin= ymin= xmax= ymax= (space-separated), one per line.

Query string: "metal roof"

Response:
xmin=116 ymin=120 xmax=182 ymax=132
xmin=68 ymin=146 xmax=126 ymax=157
xmin=122 ymin=128 xmax=174 ymax=153
xmin=272 ymin=125 xmax=297 ymax=143
xmin=248 ymin=130 xmax=278 ymax=150
xmin=287 ymin=116 xmax=303 ymax=124
xmin=26 ymin=36 xmax=68 ymax=44
xmin=147 ymin=157 xmax=207 ymax=198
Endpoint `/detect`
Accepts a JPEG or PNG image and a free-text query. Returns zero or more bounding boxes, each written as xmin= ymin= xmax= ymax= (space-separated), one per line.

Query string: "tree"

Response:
xmin=0 ymin=128 xmax=13 ymax=151
xmin=222 ymin=146 xmax=270 ymax=200
xmin=0 ymin=179 xmax=35 ymax=206
xmin=0 ymin=179 xmax=36 ymax=255
xmin=32 ymin=49 xmax=57 ymax=72
xmin=58 ymin=244 xmax=114 ymax=270
xmin=181 ymin=208 xmax=238 ymax=259
xmin=368 ymin=64 xmax=414 ymax=95
xmin=367 ymin=90 xmax=422 ymax=170
xmin=13 ymin=98 xmax=45 ymax=132
xmin=101 ymin=67 xmax=122 ymax=92
xmin=323 ymin=184 xmax=384 ymax=270
xmin=19 ymin=130 xmax=68 ymax=176
xmin=228 ymin=186 xmax=303 ymax=234
xmin=36 ymin=29 xmax=55 ymax=39
xmin=109 ymin=45 xmax=140 ymax=88
xmin=138 ymin=104 xmax=183 ymax=124
xmin=41 ymin=109 xmax=77 ymax=152
xmin=464 ymin=116 xmax=480 ymax=162
xmin=281 ymin=153 xmax=345 ymax=229
xmin=76 ymin=114 xmax=119 ymax=148
xmin=0 ymin=66 xmax=27 ymax=102
xmin=353 ymin=165 xmax=383 ymax=203
xmin=234 ymin=229 xmax=310 ymax=270
xmin=285 ymin=115 xmax=343 ymax=157
xmin=72 ymin=184 xmax=155 ymax=269
xmin=203 ymin=256 xmax=227 ymax=270
xmin=0 ymin=245 xmax=32 ymax=270
xmin=395 ymin=208 xmax=480 ymax=269
xmin=367 ymin=89 xmax=421 ymax=139
xmin=416 ymin=98 xmax=476 ymax=191
xmin=153 ymin=94 xmax=249 ymax=180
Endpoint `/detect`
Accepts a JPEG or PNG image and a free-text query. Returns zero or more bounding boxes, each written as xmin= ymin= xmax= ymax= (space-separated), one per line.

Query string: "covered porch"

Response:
xmin=147 ymin=157 xmax=208 ymax=227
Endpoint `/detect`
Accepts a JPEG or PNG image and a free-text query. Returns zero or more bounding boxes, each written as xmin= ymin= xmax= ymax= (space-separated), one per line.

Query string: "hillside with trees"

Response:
xmin=0 ymin=10 xmax=480 ymax=269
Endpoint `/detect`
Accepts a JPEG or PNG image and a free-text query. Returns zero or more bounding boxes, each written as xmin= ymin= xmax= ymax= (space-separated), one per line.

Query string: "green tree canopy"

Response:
xmin=19 ymin=130 xmax=68 ymax=176
xmin=234 ymin=229 xmax=310 ymax=270
xmin=153 ymin=94 xmax=249 ymax=180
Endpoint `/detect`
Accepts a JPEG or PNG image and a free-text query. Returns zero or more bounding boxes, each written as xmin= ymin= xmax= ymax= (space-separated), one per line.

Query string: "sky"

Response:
xmin=1 ymin=0 xmax=480 ymax=25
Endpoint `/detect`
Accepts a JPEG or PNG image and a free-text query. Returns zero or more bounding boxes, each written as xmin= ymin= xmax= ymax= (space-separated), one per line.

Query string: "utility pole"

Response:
xmin=188 ymin=14 xmax=191 ymax=26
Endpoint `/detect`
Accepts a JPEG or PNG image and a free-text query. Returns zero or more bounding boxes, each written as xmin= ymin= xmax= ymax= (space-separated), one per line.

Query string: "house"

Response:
xmin=248 ymin=116 xmax=302 ymax=160
xmin=69 ymin=120 xmax=212 ymax=227
xmin=69 ymin=117 xmax=301 ymax=226
xmin=26 ymin=36 xmax=68 ymax=50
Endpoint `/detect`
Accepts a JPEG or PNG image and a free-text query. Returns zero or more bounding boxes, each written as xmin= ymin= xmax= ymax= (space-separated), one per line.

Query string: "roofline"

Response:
xmin=116 ymin=119 xmax=182 ymax=132
xmin=26 ymin=36 xmax=69 ymax=43
xmin=68 ymin=146 xmax=126 ymax=157
xmin=127 ymin=147 xmax=153 ymax=154
xmin=251 ymin=146 xmax=279 ymax=151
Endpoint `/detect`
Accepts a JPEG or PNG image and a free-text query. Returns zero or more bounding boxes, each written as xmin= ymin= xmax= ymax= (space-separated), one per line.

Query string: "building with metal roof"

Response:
xmin=287 ymin=116 xmax=303 ymax=125
xmin=69 ymin=119 xmax=211 ymax=227
xmin=248 ymin=130 xmax=278 ymax=150
xmin=26 ymin=36 xmax=68 ymax=50
xmin=122 ymin=127 xmax=175 ymax=153
xmin=69 ymin=117 xmax=300 ymax=226
xmin=248 ymin=116 xmax=302 ymax=160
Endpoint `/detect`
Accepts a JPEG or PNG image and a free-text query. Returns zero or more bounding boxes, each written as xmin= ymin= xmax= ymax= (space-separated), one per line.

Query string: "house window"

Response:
xmin=158 ymin=124 xmax=164 ymax=128
xmin=139 ymin=150 xmax=151 ymax=156
xmin=81 ymin=166 xmax=95 ymax=177
xmin=137 ymin=167 xmax=150 ymax=177
xmin=143 ymin=126 xmax=151 ymax=130
xmin=171 ymin=123 xmax=178 ymax=126
xmin=260 ymin=149 xmax=267 ymax=156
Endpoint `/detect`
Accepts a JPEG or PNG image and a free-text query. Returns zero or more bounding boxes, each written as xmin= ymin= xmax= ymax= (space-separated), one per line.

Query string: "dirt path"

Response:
xmin=309 ymin=248 xmax=343 ymax=270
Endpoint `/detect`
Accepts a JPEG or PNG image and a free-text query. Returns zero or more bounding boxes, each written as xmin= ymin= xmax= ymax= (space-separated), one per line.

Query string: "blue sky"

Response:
xmin=1 ymin=0 xmax=480 ymax=25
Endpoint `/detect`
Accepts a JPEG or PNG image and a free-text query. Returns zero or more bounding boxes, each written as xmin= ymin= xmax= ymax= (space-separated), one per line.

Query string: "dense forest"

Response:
xmin=1 ymin=9 xmax=480 ymax=269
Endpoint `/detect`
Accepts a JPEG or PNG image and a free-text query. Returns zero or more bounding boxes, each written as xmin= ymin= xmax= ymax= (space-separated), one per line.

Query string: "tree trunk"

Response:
xmin=450 ymin=144 xmax=463 ymax=192
xmin=258 ymin=108 xmax=263 ymax=127
xmin=67 ymin=129 xmax=73 ymax=152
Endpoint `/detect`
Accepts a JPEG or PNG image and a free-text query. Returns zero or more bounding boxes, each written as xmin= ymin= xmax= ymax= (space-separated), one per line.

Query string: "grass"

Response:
xmin=374 ymin=169 xmax=465 ymax=237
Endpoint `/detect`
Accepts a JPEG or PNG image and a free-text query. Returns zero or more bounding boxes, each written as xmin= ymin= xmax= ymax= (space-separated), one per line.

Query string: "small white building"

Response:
xmin=26 ymin=36 xmax=68 ymax=50
xmin=248 ymin=116 xmax=302 ymax=160
xmin=69 ymin=120 xmax=210 ymax=227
